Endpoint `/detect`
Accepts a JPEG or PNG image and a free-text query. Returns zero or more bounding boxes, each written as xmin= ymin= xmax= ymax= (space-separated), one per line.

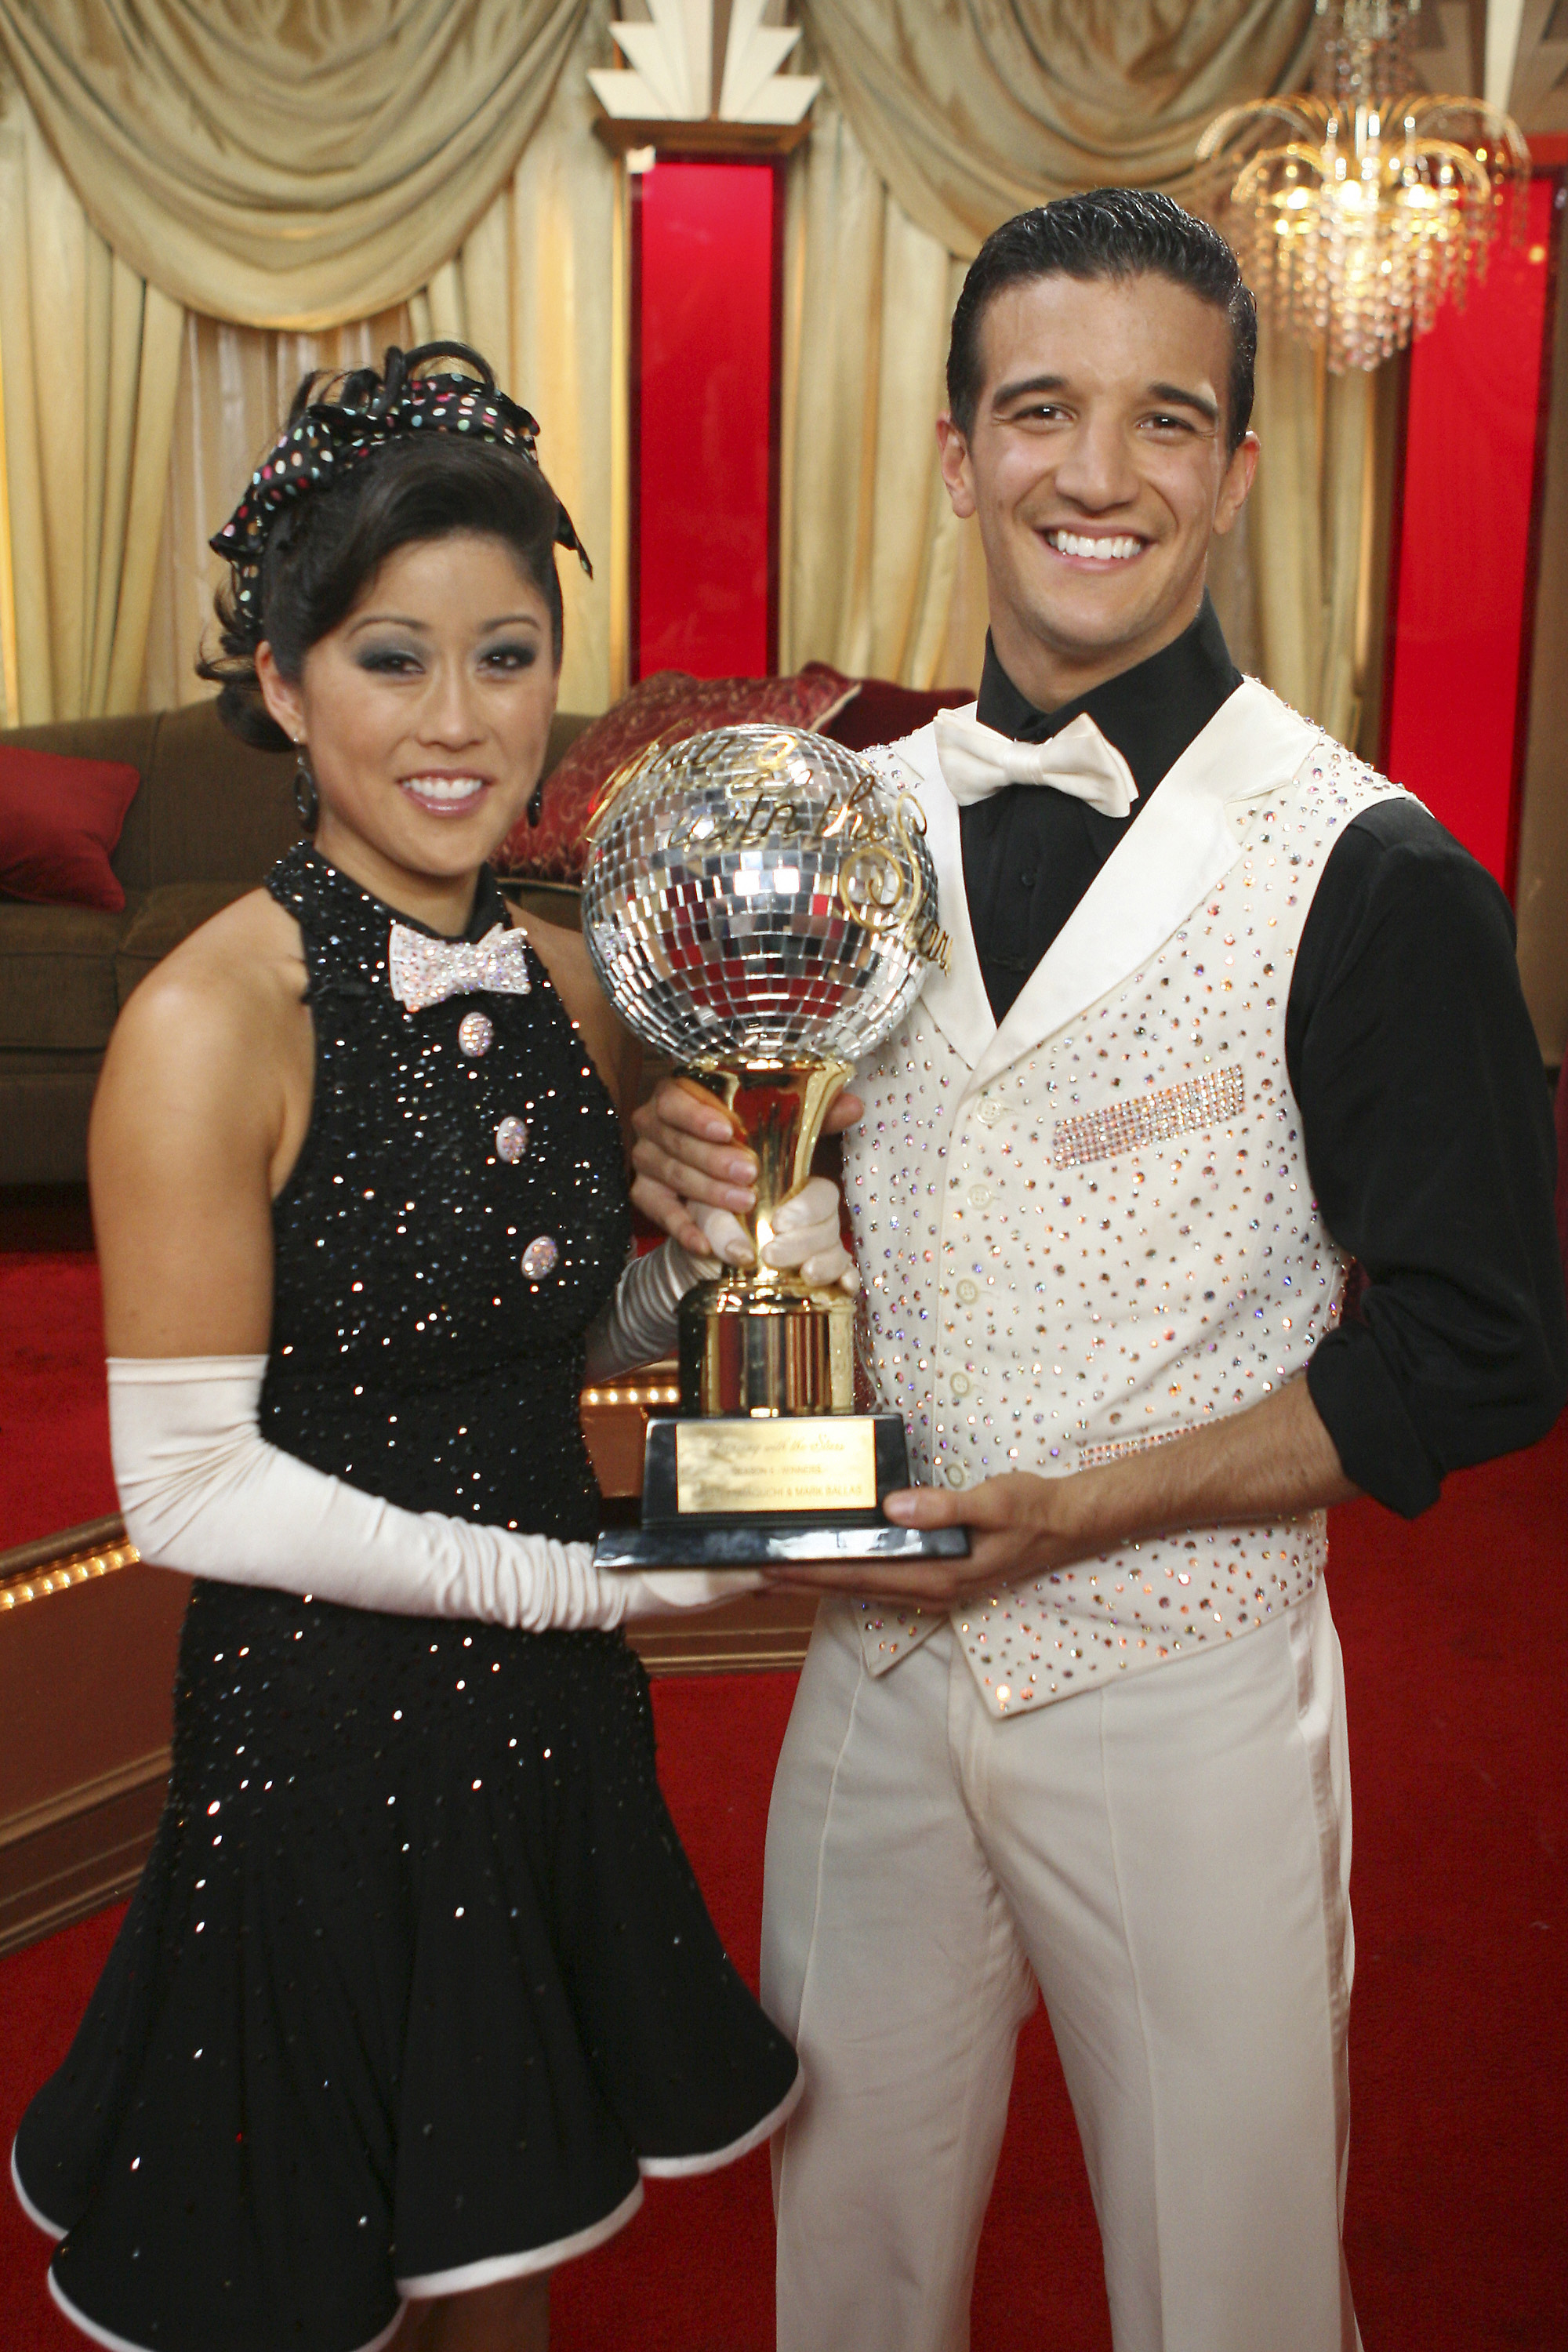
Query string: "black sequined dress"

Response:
xmin=13 ymin=844 xmax=799 ymax=2352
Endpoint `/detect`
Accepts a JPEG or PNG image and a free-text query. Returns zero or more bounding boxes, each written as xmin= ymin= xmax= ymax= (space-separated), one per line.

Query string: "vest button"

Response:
xmin=968 ymin=1183 xmax=993 ymax=1207
xmin=951 ymin=1372 xmax=971 ymax=1397
xmin=956 ymin=1278 xmax=979 ymax=1304
xmin=945 ymin=1464 xmax=967 ymax=1488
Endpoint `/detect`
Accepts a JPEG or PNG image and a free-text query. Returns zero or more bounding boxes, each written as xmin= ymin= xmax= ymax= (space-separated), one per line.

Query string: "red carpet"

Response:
xmin=1 ymin=1201 xmax=1564 ymax=2344
xmin=0 ymin=1192 xmax=113 ymax=1552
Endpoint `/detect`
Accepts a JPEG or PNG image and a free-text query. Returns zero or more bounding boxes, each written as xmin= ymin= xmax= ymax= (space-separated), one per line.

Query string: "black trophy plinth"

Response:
xmin=591 ymin=1411 xmax=969 ymax=1570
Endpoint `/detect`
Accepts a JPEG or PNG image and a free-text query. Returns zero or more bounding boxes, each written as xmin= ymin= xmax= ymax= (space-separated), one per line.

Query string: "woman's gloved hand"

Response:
xmin=695 ymin=1176 xmax=858 ymax=1293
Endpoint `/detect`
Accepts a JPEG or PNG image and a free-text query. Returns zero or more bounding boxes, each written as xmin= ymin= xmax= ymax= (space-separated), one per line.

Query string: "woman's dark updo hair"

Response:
xmin=200 ymin=378 xmax=568 ymax=752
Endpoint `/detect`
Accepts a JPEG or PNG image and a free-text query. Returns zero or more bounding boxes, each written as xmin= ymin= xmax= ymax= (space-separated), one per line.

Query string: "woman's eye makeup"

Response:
xmin=350 ymin=637 xmax=540 ymax=676
xmin=355 ymin=643 xmax=423 ymax=675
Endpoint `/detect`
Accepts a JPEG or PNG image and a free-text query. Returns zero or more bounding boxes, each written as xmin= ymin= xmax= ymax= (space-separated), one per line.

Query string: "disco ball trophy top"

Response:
xmin=583 ymin=724 xmax=968 ymax=1568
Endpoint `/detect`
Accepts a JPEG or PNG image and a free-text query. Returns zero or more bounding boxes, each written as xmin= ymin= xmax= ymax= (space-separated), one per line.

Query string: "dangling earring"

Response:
xmin=292 ymin=740 xmax=319 ymax=831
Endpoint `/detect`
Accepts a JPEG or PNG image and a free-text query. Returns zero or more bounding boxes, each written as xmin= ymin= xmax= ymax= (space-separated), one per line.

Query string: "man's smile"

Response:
xmin=1041 ymin=528 xmax=1149 ymax=565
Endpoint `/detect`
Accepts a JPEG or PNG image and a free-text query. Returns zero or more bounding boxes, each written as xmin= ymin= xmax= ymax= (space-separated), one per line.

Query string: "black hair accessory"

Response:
xmin=209 ymin=341 xmax=591 ymax=630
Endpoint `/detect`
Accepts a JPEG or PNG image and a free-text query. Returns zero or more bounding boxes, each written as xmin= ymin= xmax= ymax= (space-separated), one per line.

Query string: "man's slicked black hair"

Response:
xmin=946 ymin=188 xmax=1257 ymax=453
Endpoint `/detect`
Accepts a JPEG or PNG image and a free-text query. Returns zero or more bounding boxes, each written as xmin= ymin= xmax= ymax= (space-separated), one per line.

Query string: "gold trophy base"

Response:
xmin=592 ymin=1287 xmax=967 ymax=1571
xmin=679 ymin=1276 xmax=855 ymax=1417
xmin=590 ymin=1058 xmax=967 ymax=1570
xmin=591 ymin=1410 xmax=968 ymax=1569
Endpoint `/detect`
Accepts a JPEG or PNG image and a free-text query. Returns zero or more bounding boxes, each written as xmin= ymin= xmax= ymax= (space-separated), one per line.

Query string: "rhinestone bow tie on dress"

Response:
xmin=933 ymin=708 xmax=1139 ymax=817
xmin=387 ymin=922 xmax=534 ymax=1013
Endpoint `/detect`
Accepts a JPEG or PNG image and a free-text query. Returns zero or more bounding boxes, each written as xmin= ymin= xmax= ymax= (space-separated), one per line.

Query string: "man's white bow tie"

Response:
xmin=933 ymin=706 xmax=1138 ymax=818
xmin=388 ymin=920 xmax=534 ymax=1013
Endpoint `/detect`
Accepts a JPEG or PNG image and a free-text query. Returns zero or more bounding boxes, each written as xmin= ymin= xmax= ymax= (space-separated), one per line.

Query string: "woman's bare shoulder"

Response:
xmin=103 ymin=887 xmax=307 ymax=1102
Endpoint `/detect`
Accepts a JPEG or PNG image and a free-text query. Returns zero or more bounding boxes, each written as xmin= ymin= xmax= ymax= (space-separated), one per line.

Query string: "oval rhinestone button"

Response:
xmin=458 ymin=1010 xmax=493 ymax=1058
xmin=495 ymin=1116 xmax=529 ymax=1164
xmin=521 ymin=1234 xmax=558 ymax=1280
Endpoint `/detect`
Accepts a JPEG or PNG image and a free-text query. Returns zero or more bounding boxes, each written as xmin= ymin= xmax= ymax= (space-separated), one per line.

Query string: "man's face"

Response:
xmin=937 ymin=270 xmax=1258 ymax=705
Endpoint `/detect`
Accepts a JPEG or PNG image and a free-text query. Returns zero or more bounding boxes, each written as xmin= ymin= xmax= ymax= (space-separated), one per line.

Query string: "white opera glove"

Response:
xmin=107 ymin=1356 xmax=756 ymax=1626
xmin=584 ymin=1180 xmax=857 ymax=1381
xmin=702 ymin=1178 xmax=859 ymax=1293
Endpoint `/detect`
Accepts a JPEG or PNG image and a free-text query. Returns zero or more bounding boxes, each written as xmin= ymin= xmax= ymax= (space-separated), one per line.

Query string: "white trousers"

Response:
xmin=761 ymin=1584 xmax=1362 ymax=2352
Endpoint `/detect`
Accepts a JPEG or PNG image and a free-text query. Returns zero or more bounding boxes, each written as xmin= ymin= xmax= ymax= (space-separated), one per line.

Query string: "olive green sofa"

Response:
xmin=0 ymin=700 xmax=592 ymax=1184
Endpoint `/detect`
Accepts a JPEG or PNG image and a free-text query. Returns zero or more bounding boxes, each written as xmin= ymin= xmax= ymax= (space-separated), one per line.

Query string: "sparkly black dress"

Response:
xmin=13 ymin=844 xmax=799 ymax=2352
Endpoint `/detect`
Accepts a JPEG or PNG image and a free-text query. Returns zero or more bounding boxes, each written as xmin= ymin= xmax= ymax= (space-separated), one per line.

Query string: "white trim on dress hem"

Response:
xmin=12 ymin=2136 xmax=66 ymax=2240
xmin=396 ymin=2179 xmax=644 ymax=2299
xmin=637 ymin=2061 xmax=804 ymax=2178
xmin=16 ymin=2066 xmax=804 ymax=2338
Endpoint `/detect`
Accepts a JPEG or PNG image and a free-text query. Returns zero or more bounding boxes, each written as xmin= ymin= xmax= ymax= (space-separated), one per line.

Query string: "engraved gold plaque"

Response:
xmin=674 ymin=1419 xmax=878 ymax=1518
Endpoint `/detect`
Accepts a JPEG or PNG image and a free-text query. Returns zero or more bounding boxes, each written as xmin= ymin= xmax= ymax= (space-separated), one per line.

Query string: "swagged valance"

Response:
xmin=0 ymin=0 xmax=589 ymax=328
xmin=799 ymin=0 xmax=1317 ymax=259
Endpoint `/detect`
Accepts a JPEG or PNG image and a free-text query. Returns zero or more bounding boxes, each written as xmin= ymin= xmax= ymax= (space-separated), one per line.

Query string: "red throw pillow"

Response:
xmin=823 ymin=677 xmax=971 ymax=751
xmin=496 ymin=662 xmax=860 ymax=885
xmin=0 ymin=744 xmax=140 ymax=912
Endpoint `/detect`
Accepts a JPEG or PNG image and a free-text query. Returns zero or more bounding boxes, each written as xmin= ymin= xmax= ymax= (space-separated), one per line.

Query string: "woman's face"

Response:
xmin=259 ymin=531 xmax=559 ymax=916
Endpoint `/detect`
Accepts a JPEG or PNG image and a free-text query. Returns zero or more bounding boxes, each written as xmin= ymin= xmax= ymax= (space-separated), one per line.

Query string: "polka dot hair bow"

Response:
xmin=209 ymin=340 xmax=592 ymax=628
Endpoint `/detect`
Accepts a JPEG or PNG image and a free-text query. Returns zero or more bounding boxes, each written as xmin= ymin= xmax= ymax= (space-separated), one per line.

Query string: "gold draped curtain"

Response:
xmin=140 ymin=18 xmax=618 ymax=720
xmin=0 ymin=0 xmax=588 ymax=328
xmin=0 ymin=0 xmax=614 ymax=724
xmin=0 ymin=0 xmax=1377 ymax=750
xmin=797 ymin=0 xmax=1317 ymax=256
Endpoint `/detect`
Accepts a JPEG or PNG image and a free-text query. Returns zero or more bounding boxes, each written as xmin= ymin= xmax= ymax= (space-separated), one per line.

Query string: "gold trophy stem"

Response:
xmin=677 ymin=1058 xmax=855 ymax=1416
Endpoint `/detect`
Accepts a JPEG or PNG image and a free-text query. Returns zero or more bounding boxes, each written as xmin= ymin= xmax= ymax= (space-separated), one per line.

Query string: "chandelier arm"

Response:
xmin=1229 ymin=140 xmax=1342 ymax=209
xmin=1399 ymin=96 xmax=1532 ymax=172
xmin=1396 ymin=139 xmax=1499 ymax=199
xmin=1195 ymin=98 xmax=1329 ymax=163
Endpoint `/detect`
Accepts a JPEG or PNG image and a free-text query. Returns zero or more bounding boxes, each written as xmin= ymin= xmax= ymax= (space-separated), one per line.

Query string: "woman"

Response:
xmin=11 ymin=347 xmax=851 ymax=2352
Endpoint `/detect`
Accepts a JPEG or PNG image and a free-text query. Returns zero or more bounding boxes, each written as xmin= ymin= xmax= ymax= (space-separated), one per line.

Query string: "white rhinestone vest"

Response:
xmin=846 ymin=712 xmax=1406 ymax=1719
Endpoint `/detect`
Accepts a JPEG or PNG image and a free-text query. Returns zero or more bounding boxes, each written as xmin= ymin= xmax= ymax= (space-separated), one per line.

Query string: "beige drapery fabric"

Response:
xmin=0 ymin=0 xmax=588 ymax=330
xmin=798 ymin=0 xmax=1317 ymax=261
xmin=0 ymin=0 xmax=1370 ymax=732
xmin=778 ymin=96 xmax=988 ymax=691
xmin=140 ymin=305 xmax=414 ymax=718
xmin=0 ymin=93 xmax=182 ymax=722
xmin=1250 ymin=331 xmax=1372 ymax=749
xmin=781 ymin=5 xmax=1367 ymax=730
xmin=143 ymin=16 xmax=618 ymax=720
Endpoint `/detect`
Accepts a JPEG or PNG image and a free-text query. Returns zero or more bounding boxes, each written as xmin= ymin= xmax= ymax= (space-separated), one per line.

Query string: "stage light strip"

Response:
xmin=0 ymin=1529 xmax=140 ymax=1610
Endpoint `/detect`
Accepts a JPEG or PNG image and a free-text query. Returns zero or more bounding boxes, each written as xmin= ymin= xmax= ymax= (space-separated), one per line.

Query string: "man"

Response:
xmin=633 ymin=191 xmax=1566 ymax=2350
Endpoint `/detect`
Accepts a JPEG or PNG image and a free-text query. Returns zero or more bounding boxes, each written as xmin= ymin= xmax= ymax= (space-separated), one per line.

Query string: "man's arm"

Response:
xmin=1287 ymin=801 xmax=1567 ymax=1514
xmin=768 ymin=1371 xmax=1358 ymax=1602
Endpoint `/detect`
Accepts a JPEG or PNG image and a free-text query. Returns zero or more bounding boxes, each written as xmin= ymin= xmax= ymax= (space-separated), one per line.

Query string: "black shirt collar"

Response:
xmin=974 ymin=592 xmax=1242 ymax=802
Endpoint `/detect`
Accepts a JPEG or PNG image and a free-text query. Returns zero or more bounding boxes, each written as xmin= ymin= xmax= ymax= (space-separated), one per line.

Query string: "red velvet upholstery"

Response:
xmin=496 ymin=663 xmax=859 ymax=884
xmin=0 ymin=747 xmax=141 ymax=913
xmin=822 ymin=677 xmax=971 ymax=751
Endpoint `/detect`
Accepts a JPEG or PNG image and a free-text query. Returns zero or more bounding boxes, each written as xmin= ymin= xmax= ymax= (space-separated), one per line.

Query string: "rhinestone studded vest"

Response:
xmin=846 ymin=698 xmax=1406 ymax=1719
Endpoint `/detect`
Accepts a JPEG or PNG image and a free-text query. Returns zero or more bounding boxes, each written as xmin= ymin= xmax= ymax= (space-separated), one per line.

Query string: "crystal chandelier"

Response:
xmin=1196 ymin=0 xmax=1530 ymax=372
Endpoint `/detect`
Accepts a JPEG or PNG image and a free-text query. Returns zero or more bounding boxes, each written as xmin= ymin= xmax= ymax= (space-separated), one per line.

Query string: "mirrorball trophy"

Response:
xmin=583 ymin=724 xmax=968 ymax=1570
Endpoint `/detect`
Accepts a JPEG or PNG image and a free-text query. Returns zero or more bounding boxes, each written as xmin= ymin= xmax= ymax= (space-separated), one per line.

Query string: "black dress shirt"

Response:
xmin=958 ymin=599 xmax=1567 ymax=1516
